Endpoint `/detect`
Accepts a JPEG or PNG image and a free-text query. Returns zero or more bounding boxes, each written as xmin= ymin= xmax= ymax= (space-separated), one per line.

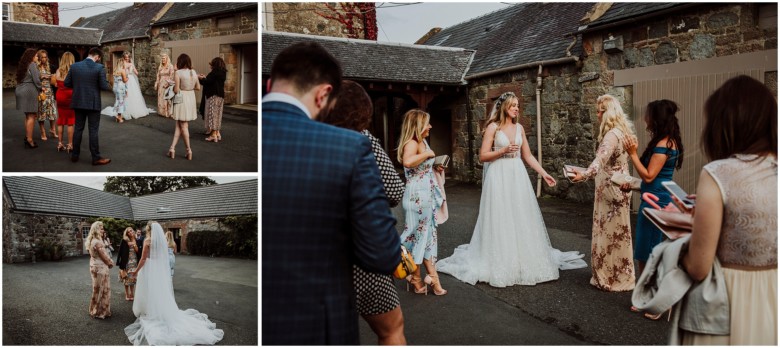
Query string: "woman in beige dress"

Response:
xmin=168 ymin=54 xmax=200 ymax=160
xmin=154 ymin=54 xmax=175 ymax=118
xmin=572 ymin=94 xmax=637 ymax=292
xmin=680 ymin=75 xmax=776 ymax=345
xmin=87 ymin=221 xmax=114 ymax=319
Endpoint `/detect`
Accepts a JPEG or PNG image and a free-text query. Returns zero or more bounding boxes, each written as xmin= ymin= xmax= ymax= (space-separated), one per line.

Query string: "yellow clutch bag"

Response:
xmin=393 ymin=245 xmax=417 ymax=279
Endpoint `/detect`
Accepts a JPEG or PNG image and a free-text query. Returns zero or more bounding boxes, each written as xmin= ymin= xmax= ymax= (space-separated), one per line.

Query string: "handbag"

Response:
xmin=392 ymin=245 xmax=418 ymax=279
xmin=172 ymin=92 xmax=183 ymax=104
xmin=38 ymin=91 xmax=46 ymax=101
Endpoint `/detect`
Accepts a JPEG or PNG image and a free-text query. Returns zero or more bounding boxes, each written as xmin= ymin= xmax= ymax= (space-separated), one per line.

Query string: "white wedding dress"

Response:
xmin=437 ymin=123 xmax=587 ymax=287
xmin=123 ymin=69 xmax=152 ymax=119
xmin=125 ymin=223 xmax=224 ymax=345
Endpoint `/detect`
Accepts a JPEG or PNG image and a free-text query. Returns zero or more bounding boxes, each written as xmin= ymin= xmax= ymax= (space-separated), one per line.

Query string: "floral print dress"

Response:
xmin=37 ymin=65 xmax=57 ymax=122
xmin=581 ymin=128 xmax=635 ymax=291
xmin=400 ymin=140 xmax=444 ymax=264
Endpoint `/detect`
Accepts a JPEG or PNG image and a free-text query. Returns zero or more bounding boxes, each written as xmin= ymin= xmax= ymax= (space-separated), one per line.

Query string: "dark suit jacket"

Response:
xmin=261 ymin=100 xmax=401 ymax=345
xmin=64 ymin=58 xmax=111 ymax=110
xmin=116 ymin=240 xmax=130 ymax=270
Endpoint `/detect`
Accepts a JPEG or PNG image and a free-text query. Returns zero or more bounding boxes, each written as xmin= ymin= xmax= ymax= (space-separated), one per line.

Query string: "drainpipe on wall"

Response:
xmin=536 ymin=65 xmax=543 ymax=197
xmin=465 ymin=85 xmax=474 ymax=181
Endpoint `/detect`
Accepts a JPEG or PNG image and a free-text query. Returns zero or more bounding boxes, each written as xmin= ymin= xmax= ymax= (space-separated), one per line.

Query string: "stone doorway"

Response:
xmin=238 ymin=43 xmax=258 ymax=104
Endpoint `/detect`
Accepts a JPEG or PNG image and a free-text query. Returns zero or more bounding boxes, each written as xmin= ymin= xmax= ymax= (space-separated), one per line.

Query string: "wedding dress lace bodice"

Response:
xmin=704 ymin=155 xmax=777 ymax=267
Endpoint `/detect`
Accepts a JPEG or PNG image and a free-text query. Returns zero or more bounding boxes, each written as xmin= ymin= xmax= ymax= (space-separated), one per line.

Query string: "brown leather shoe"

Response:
xmin=92 ymin=158 xmax=111 ymax=166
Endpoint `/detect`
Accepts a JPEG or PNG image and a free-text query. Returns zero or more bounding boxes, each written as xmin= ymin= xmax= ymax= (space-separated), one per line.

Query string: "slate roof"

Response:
xmin=2 ymin=21 xmax=102 ymax=46
xmin=3 ymin=176 xmax=133 ymax=219
xmin=420 ymin=2 xmax=595 ymax=79
xmin=130 ymin=180 xmax=258 ymax=221
xmin=580 ymin=3 xmax=688 ymax=32
xmin=154 ymin=2 xmax=257 ymax=25
xmin=3 ymin=177 xmax=257 ymax=221
xmin=71 ymin=3 xmax=167 ymax=43
xmin=262 ymin=31 xmax=475 ymax=85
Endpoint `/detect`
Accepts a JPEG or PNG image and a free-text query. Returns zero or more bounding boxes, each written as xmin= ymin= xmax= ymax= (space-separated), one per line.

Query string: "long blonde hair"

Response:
xmin=158 ymin=53 xmax=171 ymax=70
xmin=396 ymin=109 xmax=430 ymax=162
xmin=114 ymin=59 xmax=125 ymax=76
xmin=122 ymin=51 xmax=132 ymax=63
xmin=165 ymin=231 xmax=176 ymax=249
xmin=483 ymin=92 xmax=519 ymax=132
xmin=85 ymin=221 xmax=104 ymax=249
xmin=57 ymin=52 xmax=75 ymax=77
xmin=36 ymin=49 xmax=50 ymax=73
xmin=122 ymin=227 xmax=135 ymax=242
xmin=596 ymin=94 xmax=635 ymax=142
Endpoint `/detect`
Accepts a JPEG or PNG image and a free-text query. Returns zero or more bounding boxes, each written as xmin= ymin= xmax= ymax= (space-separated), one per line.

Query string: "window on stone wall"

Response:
xmin=81 ymin=226 xmax=90 ymax=240
xmin=2 ymin=3 xmax=11 ymax=21
xmin=217 ymin=15 xmax=236 ymax=30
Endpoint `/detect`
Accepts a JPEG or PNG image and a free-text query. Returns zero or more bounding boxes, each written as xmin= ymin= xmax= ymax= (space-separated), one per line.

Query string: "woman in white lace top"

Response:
xmin=681 ymin=75 xmax=777 ymax=345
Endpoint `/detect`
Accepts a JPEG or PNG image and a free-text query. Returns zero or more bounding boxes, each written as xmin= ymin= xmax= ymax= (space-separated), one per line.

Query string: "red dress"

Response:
xmin=55 ymin=80 xmax=75 ymax=126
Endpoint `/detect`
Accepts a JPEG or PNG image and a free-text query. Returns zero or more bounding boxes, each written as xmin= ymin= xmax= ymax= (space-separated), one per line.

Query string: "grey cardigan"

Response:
xmin=631 ymin=234 xmax=729 ymax=344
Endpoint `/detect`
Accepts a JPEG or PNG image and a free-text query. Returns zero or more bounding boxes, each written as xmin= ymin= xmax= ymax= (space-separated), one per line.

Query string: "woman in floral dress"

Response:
xmin=87 ymin=221 xmax=113 ymax=319
xmin=573 ymin=94 xmax=637 ymax=292
xmin=117 ymin=227 xmax=139 ymax=301
xmin=36 ymin=49 xmax=58 ymax=140
xmin=397 ymin=109 xmax=447 ymax=296
xmin=154 ymin=53 xmax=175 ymax=118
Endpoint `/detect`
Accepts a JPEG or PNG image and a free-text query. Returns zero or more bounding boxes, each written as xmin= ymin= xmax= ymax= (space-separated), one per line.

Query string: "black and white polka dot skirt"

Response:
xmin=353 ymin=265 xmax=401 ymax=316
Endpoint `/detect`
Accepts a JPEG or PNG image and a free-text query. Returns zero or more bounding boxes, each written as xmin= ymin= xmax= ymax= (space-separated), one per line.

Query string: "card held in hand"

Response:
xmin=433 ymin=155 xmax=450 ymax=168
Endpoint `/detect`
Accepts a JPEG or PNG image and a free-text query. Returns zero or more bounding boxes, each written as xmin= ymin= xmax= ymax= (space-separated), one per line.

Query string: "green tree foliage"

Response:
xmin=104 ymin=177 xmax=217 ymax=197
xmin=88 ymin=217 xmax=142 ymax=244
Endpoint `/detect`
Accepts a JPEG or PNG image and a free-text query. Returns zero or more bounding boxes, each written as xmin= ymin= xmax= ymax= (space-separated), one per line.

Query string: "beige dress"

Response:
xmin=156 ymin=64 xmax=175 ymax=117
xmin=88 ymin=239 xmax=112 ymax=319
xmin=582 ymin=128 xmax=635 ymax=291
xmin=681 ymin=155 xmax=777 ymax=345
xmin=172 ymin=69 xmax=200 ymax=121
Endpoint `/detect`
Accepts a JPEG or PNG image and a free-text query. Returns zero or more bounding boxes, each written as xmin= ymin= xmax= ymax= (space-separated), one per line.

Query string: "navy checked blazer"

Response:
xmin=64 ymin=58 xmax=111 ymax=111
xmin=262 ymin=100 xmax=401 ymax=345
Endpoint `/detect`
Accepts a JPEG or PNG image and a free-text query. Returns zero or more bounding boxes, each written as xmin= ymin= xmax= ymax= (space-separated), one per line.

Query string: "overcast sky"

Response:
xmin=62 ymin=2 xmax=513 ymax=44
xmin=40 ymin=176 xmax=257 ymax=191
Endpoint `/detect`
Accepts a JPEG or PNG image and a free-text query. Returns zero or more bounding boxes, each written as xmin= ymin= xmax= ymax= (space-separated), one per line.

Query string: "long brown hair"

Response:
xmin=701 ymin=75 xmax=777 ymax=161
xmin=16 ymin=48 xmax=37 ymax=83
xmin=640 ymin=99 xmax=684 ymax=169
xmin=320 ymin=80 xmax=372 ymax=132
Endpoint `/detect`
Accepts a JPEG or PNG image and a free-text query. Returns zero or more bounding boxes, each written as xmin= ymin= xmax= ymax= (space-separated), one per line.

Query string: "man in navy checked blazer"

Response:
xmin=64 ymin=47 xmax=112 ymax=165
xmin=262 ymin=42 xmax=401 ymax=344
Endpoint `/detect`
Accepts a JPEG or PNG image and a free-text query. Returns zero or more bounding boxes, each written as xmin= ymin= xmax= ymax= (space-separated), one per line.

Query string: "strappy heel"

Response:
xmin=66 ymin=144 xmax=73 ymax=153
xmin=185 ymin=148 xmax=192 ymax=160
xmin=50 ymin=130 xmax=58 ymax=139
xmin=167 ymin=147 xmax=175 ymax=159
xmin=406 ymin=274 xmax=427 ymax=295
xmin=24 ymin=138 xmax=38 ymax=149
xmin=57 ymin=142 xmax=65 ymax=152
xmin=205 ymin=135 xmax=219 ymax=142
xmin=424 ymin=274 xmax=448 ymax=296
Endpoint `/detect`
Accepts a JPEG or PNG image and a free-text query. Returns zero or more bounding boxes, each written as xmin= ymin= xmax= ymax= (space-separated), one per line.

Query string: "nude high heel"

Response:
xmin=424 ymin=274 xmax=447 ymax=296
xmin=167 ymin=147 xmax=175 ymax=159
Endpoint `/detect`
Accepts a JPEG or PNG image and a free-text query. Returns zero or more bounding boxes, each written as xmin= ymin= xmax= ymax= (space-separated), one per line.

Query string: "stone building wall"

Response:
xmin=4 ymin=211 xmax=90 ymax=263
xmin=451 ymin=63 xmax=596 ymax=201
xmin=101 ymin=40 xmax=156 ymax=95
xmin=270 ymin=2 xmax=368 ymax=39
xmin=149 ymin=8 xmax=258 ymax=103
xmin=11 ymin=3 xmax=56 ymax=24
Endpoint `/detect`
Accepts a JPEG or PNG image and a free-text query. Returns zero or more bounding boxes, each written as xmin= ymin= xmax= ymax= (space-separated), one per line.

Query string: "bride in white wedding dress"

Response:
xmin=125 ymin=222 xmax=223 ymax=345
xmin=437 ymin=92 xmax=587 ymax=287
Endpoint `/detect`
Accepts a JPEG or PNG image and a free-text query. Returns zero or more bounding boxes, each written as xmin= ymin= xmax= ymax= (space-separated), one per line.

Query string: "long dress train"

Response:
xmin=125 ymin=223 xmax=223 ymax=345
xmin=437 ymin=124 xmax=587 ymax=287
xmin=123 ymin=69 xmax=153 ymax=119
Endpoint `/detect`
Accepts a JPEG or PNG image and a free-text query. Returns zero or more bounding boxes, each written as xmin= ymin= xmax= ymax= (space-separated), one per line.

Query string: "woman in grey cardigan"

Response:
xmin=15 ymin=48 xmax=41 ymax=149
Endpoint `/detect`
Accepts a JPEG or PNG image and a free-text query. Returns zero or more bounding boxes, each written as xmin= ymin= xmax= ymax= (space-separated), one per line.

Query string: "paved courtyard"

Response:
xmin=3 ymin=254 xmax=257 ymax=345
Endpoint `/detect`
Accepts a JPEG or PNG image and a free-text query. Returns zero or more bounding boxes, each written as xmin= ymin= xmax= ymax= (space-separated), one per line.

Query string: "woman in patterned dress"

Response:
xmin=154 ymin=53 xmax=175 ymax=118
xmin=116 ymin=227 xmax=139 ymax=301
xmin=165 ymin=230 xmax=177 ymax=276
xmin=320 ymin=80 xmax=406 ymax=345
xmin=15 ymin=48 xmax=41 ymax=149
xmin=87 ymin=221 xmax=114 ymax=319
xmin=36 ymin=49 xmax=58 ymax=141
xmin=397 ymin=109 xmax=448 ymax=296
xmin=572 ymin=94 xmax=637 ymax=292
xmin=198 ymin=57 xmax=227 ymax=142
xmin=52 ymin=52 xmax=76 ymax=153
xmin=112 ymin=60 xmax=128 ymax=123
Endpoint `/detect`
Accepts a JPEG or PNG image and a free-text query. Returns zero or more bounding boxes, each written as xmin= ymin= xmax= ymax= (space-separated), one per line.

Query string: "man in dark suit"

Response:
xmin=64 ymin=47 xmax=111 ymax=165
xmin=262 ymin=42 xmax=401 ymax=345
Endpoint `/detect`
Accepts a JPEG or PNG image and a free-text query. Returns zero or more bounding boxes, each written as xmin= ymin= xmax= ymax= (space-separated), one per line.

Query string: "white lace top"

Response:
xmin=704 ymin=155 xmax=777 ymax=267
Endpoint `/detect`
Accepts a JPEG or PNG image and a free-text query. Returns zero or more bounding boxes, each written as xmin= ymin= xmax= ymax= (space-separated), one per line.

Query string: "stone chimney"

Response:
xmin=414 ymin=27 xmax=442 ymax=45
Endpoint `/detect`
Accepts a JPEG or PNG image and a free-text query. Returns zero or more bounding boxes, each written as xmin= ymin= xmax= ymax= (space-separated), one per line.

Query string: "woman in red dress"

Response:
xmin=52 ymin=52 xmax=76 ymax=152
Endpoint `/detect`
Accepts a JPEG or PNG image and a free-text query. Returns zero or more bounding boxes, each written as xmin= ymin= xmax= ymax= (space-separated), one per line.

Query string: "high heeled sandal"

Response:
xmin=167 ymin=147 xmax=175 ymax=159
xmin=185 ymin=148 xmax=192 ymax=160
xmin=23 ymin=138 xmax=38 ymax=149
xmin=424 ymin=274 xmax=448 ymax=296
xmin=205 ymin=135 xmax=219 ymax=142
xmin=50 ymin=130 xmax=59 ymax=139
xmin=405 ymin=274 xmax=427 ymax=295
xmin=40 ymin=132 xmax=48 ymax=141
xmin=644 ymin=308 xmax=672 ymax=321
xmin=56 ymin=142 xmax=65 ymax=152
xmin=66 ymin=144 xmax=73 ymax=153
